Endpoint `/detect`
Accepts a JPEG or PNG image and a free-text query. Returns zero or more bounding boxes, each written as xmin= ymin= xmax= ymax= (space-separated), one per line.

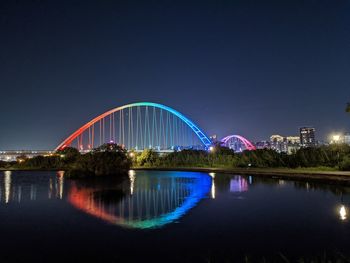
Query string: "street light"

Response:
xmin=330 ymin=134 xmax=342 ymax=168
xmin=332 ymin=134 xmax=341 ymax=143
xmin=207 ymin=146 xmax=215 ymax=167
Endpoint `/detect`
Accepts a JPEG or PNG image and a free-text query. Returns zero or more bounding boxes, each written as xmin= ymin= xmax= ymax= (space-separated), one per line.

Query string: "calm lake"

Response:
xmin=0 ymin=170 xmax=349 ymax=262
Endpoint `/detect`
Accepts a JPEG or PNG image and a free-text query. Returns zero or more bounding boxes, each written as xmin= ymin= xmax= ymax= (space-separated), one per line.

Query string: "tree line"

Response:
xmin=133 ymin=144 xmax=350 ymax=171
xmin=1 ymin=144 xmax=350 ymax=173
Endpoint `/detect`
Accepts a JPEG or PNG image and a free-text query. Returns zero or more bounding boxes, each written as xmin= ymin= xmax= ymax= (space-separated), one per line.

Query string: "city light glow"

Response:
xmin=333 ymin=135 xmax=340 ymax=142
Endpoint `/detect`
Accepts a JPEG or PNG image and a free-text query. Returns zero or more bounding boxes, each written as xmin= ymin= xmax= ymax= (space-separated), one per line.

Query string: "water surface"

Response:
xmin=0 ymin=170 xmax=349 ymax=262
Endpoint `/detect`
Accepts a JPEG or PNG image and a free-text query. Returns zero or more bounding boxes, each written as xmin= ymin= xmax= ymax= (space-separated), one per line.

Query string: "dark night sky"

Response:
xmin=1 ymin=0 xmax=350 ymax=150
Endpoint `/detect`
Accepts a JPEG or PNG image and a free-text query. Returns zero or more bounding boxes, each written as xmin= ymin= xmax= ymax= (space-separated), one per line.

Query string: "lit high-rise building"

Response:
xmin=300 ymin=127 xmax=316 ymax=147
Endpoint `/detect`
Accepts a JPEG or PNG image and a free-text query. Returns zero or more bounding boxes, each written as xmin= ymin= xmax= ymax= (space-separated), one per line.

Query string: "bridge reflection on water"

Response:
xmin=66 ymin=171 xmax=257 ymax=228
xmin=68 ymin=171 xmax=213 ymax=229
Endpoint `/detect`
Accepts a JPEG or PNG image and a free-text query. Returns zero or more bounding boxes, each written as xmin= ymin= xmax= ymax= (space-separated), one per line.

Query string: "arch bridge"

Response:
xmin=56 ymin=102 xmax=211 ymax=152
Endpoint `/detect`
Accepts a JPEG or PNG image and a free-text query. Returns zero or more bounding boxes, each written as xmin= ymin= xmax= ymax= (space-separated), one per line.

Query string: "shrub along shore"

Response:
xmin=0 ymin=143 xmax=131 ymax=178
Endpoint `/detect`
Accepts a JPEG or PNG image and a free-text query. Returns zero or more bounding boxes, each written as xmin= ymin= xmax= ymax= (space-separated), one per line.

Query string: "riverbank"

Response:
xmin=133 ymin=167 xmax=350 ymax=185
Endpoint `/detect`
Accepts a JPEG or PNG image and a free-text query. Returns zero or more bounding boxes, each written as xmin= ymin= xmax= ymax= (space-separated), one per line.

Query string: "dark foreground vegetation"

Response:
xmin=1 ymin=144 xmax=350 ymax=176
xmin=0 ymin=143 xmax=131 ymax=178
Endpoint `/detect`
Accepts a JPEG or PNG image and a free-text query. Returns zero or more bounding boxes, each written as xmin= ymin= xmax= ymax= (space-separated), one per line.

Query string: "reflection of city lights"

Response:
xmin=17 ymin=186 xmax=22 ymax=203
xmin=339 ymin=205 xmax=347 ymax=221
xmin=4 ymin=171 xmax=11 ymax=203
xmin=230 ymin=176 xmax=248 ymax=193
xmin=30 ymin=184 xmax=36 ymax=200
xmin=278 ymin=180 xmax=286 ymax=186
xmin=128 ymin=170 xmax=136 ymax=195
xmin=208 ymin=173 xmax=215 ymax=199
xmin=48 ymin=178 xmax=53 ymax=199
xmin=59 ymin=177 xmax=64 ymax=199
xmin=57 ymin=171 xmax=64 ymax=199
xmin=211 ymin=179 xmax=215 ymax=199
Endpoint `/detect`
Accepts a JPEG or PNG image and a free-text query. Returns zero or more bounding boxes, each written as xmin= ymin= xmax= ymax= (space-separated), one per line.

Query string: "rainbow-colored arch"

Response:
xmin=56 ymin=102 xmax=212 ymax=151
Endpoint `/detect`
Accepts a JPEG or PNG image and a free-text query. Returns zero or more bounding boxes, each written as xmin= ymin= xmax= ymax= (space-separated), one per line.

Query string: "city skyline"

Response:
xmin=1 ymin=1 xmax=350 ymax=149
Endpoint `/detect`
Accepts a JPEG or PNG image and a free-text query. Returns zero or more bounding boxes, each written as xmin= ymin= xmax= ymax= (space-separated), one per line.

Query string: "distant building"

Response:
xmin=270 ymin=135 xmax=284 ymax=143
xmin=0 ymin=150 xmax=54 ymax=162
xmin=345 ymin=133 xmax=350 ymax=145
xmin=300 ymin=127 xmax=316 ymax=147
xmin=270 ymin=135 xmax=284 ymax=152
xmin=270 ymin=134 xmax=287 ymax=152
xmin=210 ymin=134 xmax=218 ymax=144
xmin=286 ymin=136 xmax=300 ymax=144
xmin=270 ymin=134 xmax=300 ymax=153
xmin=255 ymin=140 xmax=270 ymax=149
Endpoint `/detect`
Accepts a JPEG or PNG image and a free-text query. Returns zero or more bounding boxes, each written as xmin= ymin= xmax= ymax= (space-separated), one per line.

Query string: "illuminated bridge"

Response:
xmin=56 ymin=101 xmax=256 ymax=153
xmin=56 ymin=102 xmax=212 ymax=152
xmin=221 ymin=135 xmax=256 ymax=152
